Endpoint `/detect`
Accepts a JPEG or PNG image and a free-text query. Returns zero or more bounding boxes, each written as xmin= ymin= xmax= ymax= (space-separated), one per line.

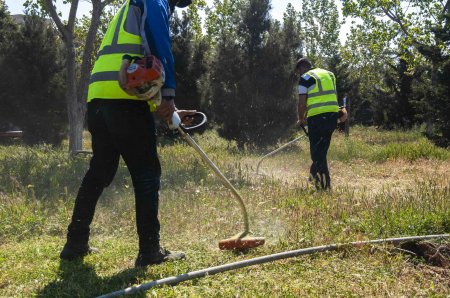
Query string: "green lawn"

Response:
xmin=1 ymin=127 xmax=449 ymax=297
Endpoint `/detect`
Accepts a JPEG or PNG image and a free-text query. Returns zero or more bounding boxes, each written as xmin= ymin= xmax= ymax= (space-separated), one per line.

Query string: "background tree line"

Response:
xmin=0 ymin=0 xmax=449 ymax=148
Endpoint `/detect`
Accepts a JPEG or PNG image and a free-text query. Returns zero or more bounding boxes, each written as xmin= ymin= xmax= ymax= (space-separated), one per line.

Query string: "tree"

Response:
xmin=342 ymin=0 xmax=450 ymax=144
xmin=170 ymin=8 xmax=209 ymax=111
xmin=339 ymin=19 xmax=397 ymax=126
xmin=0 ymin=0 xmax=17 ymax=57
xmin=436 ymin=57 xmax=450 ymax=146
xmin=0 ymin=1 xmax=19 ymax=132
xmin=204 ymin=0 xmax=242 ymax=45
xmin=301 ymin=0 xmax=341 ymax=64
xmin=24 ymin=0 xmax=116 ymax=153
xmin=0 ymin=12 xmax=66 ymax=145
xmin=326 ymin=53 xmax=359 ymax=129
xmin=207 ymin=0 xmax=297 ymax=147
xmin=282 ymin=3 xmax=303 ymax=59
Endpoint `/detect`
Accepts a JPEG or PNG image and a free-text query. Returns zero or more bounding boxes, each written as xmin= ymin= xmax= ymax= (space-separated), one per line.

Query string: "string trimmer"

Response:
xmin=170 ymin=112 xmax=265 ymax=250
xmin=256 ymin=134 xmax=307 ymax=175
xmin=256 ymin=106 xmax=346 ymax=176
xmin=256 ymin=124 xmax=309 ymax=175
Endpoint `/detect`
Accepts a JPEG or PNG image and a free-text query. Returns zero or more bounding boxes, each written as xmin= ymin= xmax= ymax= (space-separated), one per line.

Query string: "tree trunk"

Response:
xmin=426 ymin=120 xmax=433 ymax=136
xmin=425 ymin=67 xmax=439 ymax=137
xmin=65 ymin=38 xmax=84 ymax=153
xmin=344 ymin=97 xmax=350 ymax=137
xmin=42 ymin=0 xmax=115 ymax=154
xmin=68 ymin=100 xmax=85 ymax=154
xmin=76 ymin=0 xmax=103 ymax=120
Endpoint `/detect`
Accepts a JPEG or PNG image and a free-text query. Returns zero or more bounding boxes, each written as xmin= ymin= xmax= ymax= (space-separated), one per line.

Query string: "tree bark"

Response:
xmin=44 ymin=0 xmax=83 ymax=153
xmin=426 ymin=120 xmax=433 ymax=136
xmin=344 ymin=97 xmax=350 ymax=137
xmin=74 ymin=0 xmax=104 ymax=154
xmin=65 ymin=38 xmax=84 ymax=153
xmin=77 ymin=1 xmax=102 ymax=104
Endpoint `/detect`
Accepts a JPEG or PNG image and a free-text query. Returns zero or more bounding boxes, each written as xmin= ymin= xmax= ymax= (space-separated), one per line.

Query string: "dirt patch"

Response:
xmin=398 ymin=241 xmax=450 ymax=269
xmin=252 ymin=156 xmax=450 ymax=195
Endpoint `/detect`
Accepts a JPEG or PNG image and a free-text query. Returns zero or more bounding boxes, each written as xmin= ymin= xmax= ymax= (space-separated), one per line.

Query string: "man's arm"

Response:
xmin=143 ymin=0 xmax=176 ymax=98
xmin=141 ymin=0 xmax=176 ymax=121
xmin=297 ymin=94 xmax=307 ymax=125
xmin=338 ymin=107 xmax=348 ymax=123
xmin=297 ymin=74 xmax=315 ymax=125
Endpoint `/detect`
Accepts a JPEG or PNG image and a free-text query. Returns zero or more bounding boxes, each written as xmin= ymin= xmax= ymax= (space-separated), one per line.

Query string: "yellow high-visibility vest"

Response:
xmin=306 ymin=68 xmax=339 ymax=117
xmin=87 ymin=1 xmax=157 ymax=111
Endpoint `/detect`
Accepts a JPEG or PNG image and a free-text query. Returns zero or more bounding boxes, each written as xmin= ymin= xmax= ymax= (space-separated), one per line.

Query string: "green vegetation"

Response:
xmin=2 ymin=0 xmax=449 ymax=149
xmin=1 ymin=127 xmax=449 ymax=297
xmin=0 ymin=12 xmax=66 ymax=146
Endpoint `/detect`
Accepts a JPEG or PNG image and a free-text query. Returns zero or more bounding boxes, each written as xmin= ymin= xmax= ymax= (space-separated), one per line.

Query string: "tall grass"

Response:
xmin=0 ymin=126 xmax=449 ymax=297
xmin=329 ymin=126 xmax=450 ymax=162
xmin=373 ymin=139 xmax=450 ymax=162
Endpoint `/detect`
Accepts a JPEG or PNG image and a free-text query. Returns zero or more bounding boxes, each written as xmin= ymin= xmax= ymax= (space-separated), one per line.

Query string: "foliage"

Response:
xmin=184 ymin=0 xmax=207 ymax=40
xmin=342 ymin=0 xmax=450 ymax=145
xmin=20 ymin=0 xmax=120 ymax=153
xmin=0 ymin=0 xmax=18 ymax=57
xmin=434 ymin=57 xmax=450 ymax=146
xmin=202 ymin=0 xmax=345 ymax=147
xmin=204 ymin=0 xmax=243 ymax=45
xmin=370 ymin=55 xmax=417 ymax=128
xmin=0 ymin=12 xmax=67 ymax=145
xmin=282 ymin=3 xmax=303 ymax=58
xmin=1 ymin=0 xmax=449 ymax=147
xmin=170 ymin=10 xmax=209 ymax=111
xmin=326 ymin=54 xmax=354 ymax=102
xmin=205 ymin=0 xmax=297 ymax=147
xmin=301 ymin=0 xmax=340 ymax=65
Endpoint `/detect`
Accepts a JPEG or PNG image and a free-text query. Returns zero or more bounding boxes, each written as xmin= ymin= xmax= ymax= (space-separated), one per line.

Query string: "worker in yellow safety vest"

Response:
xmin=60 ymin=0 xmax=194 ymax=268
xmin=295 ymin=57 xmax=347 ymax=190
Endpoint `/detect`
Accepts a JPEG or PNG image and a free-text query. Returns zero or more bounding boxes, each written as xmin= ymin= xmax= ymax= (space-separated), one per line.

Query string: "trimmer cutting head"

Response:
xmin=219 ymin=236 xmax=265 ymax=250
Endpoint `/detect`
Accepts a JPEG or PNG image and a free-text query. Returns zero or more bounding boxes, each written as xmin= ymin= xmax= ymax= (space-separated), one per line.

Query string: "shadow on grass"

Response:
xmin=36 ymin=259 xmax=156 ymax=298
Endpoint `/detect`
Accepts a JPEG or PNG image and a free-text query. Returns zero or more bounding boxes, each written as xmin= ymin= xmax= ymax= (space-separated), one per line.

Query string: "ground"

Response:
xmin=0 ymin=128 xmax=449 ymax=297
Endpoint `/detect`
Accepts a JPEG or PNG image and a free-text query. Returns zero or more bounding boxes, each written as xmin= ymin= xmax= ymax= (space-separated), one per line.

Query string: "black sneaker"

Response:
xmin=135 ymin=247 xmax=185 ymax=267
xmin=60 ymin=242 xmax=99 ymax=260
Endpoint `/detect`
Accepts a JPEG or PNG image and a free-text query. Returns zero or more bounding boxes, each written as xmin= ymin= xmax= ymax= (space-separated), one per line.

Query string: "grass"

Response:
xmin=0 ymin=126 xmax=449 ymax=297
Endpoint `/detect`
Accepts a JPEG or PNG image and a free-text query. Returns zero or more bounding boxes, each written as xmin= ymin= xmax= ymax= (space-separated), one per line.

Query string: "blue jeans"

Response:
xmin=307 ymin=112 xmax=337 ymax=189
xmin=67 ymin=99 xmax=162 ymax=253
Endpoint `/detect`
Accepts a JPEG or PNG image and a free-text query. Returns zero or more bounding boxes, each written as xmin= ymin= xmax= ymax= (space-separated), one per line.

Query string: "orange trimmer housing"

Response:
xmin=124 ymin=55 xmax=165 ymax=99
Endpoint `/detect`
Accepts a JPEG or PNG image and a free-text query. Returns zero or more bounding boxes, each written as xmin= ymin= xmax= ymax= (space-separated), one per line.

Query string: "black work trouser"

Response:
xmin=307 ymin=112 xmax=338 ymax=189
xmin=67 ymin=99 xmax=162 ymax=253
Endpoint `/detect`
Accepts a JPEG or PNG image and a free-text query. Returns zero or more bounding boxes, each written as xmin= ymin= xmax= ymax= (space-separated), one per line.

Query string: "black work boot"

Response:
xmin=60 ymin=241 xmax=99 ymax=260
xmin=135 ymin=247 xmax=185 ymax=267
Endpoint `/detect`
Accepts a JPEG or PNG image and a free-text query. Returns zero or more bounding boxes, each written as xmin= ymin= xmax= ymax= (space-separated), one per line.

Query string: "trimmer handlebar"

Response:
xmin=169 ymin=111 xmax=207 ymax=131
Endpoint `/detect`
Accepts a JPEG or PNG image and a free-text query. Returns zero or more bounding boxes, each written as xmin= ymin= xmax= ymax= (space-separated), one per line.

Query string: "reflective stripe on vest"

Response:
xmin=88 ymin=1 xmax=156 ymax=110
xmin=306 ymin=69 xmax=339 ymax=117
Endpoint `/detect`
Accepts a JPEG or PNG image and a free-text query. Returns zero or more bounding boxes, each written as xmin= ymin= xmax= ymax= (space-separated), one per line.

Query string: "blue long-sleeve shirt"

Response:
xmin=131 ymin=0 xmax=176 ymax=97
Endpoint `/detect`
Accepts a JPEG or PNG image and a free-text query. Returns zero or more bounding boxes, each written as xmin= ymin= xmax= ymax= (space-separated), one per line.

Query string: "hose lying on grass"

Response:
xmin=96 ymin=234 xmax=450 ymax=298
